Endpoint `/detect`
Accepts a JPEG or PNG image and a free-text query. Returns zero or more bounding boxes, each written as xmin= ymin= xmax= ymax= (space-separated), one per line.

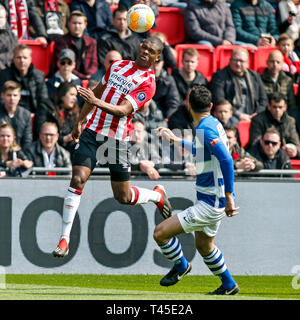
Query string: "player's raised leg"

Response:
xmin=195 ymin=231 xmax=239 ymax=295
xmin=52 ymin=165 xmax=91 ymax=258
xmin=111 ymin=180 xmax=172 ymax=219
xmin=153 ymin=215 xmax=191 ymax=286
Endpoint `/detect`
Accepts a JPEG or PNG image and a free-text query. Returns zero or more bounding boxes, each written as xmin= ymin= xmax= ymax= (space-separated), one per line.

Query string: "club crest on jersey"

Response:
xmin=137 ymin=92 xmax=146 ymax=102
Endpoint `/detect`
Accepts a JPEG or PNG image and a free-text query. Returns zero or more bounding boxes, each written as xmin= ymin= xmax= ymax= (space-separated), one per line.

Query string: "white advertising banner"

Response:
xmin=0 ymin=178 xmax=299 ymax=275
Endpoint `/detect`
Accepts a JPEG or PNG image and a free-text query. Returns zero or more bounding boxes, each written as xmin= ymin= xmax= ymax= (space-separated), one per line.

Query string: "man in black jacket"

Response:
xmin=0 ymin=44 xmax=49 ymax=114
xmin=0 ymin=80 xmax=32 ymax=150
xmin=172 ymin=47 xmax=207 ymax=102
xmin=97 ymin=7 xmax=141 ymax=67
xmin=209 ymin=47 xmax=268 ymax=122
xmin=24 ymin=122 xmax=71 ymax=173
xmin=248 ymin=127 xmax=292 ymax=170
xmin=248 ymin=92 xmax=300 ymax=158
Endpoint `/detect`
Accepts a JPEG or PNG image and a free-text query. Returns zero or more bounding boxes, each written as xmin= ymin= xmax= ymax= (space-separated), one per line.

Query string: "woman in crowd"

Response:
xmin=0 ymin=122 xmax=32 ymax=176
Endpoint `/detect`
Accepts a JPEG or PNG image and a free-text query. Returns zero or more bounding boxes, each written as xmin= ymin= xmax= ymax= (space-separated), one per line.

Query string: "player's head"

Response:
xmin=135 ymin=36 xmax=164 ymax=69
xmin=189 ymin=85 xmax=212 ymax=113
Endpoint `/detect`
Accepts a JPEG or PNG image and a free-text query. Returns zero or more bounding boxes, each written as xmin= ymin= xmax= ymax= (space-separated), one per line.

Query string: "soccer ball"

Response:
xmin=126 ymin=4 xmax=155 ymax=33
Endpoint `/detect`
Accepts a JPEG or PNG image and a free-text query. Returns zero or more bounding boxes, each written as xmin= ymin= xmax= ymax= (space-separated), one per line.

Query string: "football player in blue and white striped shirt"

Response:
xmin=155 ymin=85 xmax=239 ymax=295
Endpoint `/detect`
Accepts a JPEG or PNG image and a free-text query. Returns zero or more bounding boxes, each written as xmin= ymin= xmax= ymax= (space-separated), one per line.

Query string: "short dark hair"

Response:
xmin=268 ymin=92 xmax=286 ymax=104
xmin=145 ymin=36 xmax=164 ymax=54
xmin=224 ymin=125 xmax=237 ymax=136
xmin=189 ymin=85 xmax=212 ymax=113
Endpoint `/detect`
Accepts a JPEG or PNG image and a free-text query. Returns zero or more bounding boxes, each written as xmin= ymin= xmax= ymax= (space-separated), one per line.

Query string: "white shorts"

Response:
xmin=177 ymin=201 xmax=226 ymax=237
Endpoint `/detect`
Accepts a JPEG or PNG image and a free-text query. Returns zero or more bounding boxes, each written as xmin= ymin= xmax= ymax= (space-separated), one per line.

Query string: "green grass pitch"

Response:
xmin=0 ymin=274 xmax=300 ymax=300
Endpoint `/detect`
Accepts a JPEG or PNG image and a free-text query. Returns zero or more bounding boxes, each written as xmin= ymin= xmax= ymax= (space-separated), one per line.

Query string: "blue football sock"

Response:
xmin=159 ymin=237 xmax=188 ymax=272
xmin=203 ymin=246 xmax=236 ymax=289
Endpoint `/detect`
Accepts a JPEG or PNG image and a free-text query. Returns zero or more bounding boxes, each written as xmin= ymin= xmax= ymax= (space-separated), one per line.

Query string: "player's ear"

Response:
xmin=155 ymin=54 xmax=161 ymax=64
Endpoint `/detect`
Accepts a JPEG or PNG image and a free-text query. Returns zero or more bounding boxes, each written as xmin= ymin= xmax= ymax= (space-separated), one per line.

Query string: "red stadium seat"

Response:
xmin=237 ymin=120 xmax=251 ymax=148
xmin=290 ymin=159 xmax=300 ymax=179
xmin=253 ymin=46 xmax=277 ymax=72
xmin=150 ymin=7 xmax=185 ymax=46
xmin=175 ymin=44 xmax=216 ymax=81
xmin=19 ymin=40 xmax=54 ymax=76
xmin=214 ymin=45 xmax=256 ymax=71
xmin=293 ymin=83 xmax=299 ymax=96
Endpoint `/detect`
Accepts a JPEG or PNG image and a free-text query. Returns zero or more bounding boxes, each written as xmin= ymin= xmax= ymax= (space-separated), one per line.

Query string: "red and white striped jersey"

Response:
xmin=85 ymin=59 xmax=156 ymax=141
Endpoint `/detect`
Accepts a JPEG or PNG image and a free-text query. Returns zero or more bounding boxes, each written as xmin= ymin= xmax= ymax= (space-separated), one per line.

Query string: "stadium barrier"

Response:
xmin=0 ymin=177 xmax=299 ymax=275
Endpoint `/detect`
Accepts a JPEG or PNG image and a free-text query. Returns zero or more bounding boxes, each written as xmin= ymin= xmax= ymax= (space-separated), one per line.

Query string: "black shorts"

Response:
xmin=72 ymin=128 xmax=131 ymax=181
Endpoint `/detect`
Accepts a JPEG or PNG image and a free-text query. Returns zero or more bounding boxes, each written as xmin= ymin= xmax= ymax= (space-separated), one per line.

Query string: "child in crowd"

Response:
xmin=213 ymin=99 xmax=239 ymax=127
xmin=277 ymin=33 xmax=300 ymax=82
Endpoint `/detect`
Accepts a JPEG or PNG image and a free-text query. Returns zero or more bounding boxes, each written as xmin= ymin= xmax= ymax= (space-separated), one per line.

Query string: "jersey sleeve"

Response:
xmin=205 ymin=127 xmax=234 ymax=193
xmin=125 ymin=76 xmax=156 ymax=112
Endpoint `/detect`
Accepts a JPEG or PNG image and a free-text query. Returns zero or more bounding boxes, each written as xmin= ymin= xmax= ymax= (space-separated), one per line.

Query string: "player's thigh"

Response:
xmin=153 ymin=215 xmax=184 ymax=245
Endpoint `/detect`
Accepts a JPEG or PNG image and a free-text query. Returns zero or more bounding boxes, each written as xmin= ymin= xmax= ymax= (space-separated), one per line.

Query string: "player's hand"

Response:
xmin=225 ymin=193 xmax=239 ymax=217
xmin=156 ymin=127 xmax=181 ymax=143
xmin=72 ymin=121 xmax=82 ymax=143
xmin=78 ymin=87 xmax=99 ymax=106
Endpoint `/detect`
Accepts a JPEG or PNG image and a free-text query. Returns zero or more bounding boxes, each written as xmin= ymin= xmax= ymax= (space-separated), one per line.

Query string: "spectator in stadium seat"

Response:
xmin=230 ymin=0 xmax=279 ymax=47
xmin=224 ymin=124 xmax=260 ymax=171
xmin=0 ymin=0 xmax=48 ymax=43
xmin=34 ymin=82 xmax=80 ymax=156
xmin=209 ymin=47 xmax=268 ymax=122
xmin=133 ymin=99 xmax=167 ymax=134
xmin=260 ymin=49 xmax=297 ymax=111
xmin=184 ymin=0 xmax=236 ymax=47
xmin=35 ymin=0 xmax=70 ymax=42
xmin=0 ymin=44 xmax=49 ymax=114
xmin=52 ymin=10 xmax=98 ymax=80
xmin=0 ymin=122 xmax=33 ymax=177
xmin=24 ymin=121 xmax=72 ymax=173
xmin=248 ymin=127 xmax=292 ymax=169
xmin=152 ymin=55 xmax=181 ymax=120
xmin=213 ymin=99 xmax=239 ymax=128
xmin=91 ymin=50 xmax=122 ymax=82
xmin=248 ymin=92 xmax=300 ymax=158
xmin=69 ymin=0 xmax=113 ymax=41
xmin=276 ymin=33 xmax=300 ymax=83
xmin=0 ymin=81 xmax=32 ymax=150
xmin=97 ymin=7 xmax=141 ymax=67
xmin=172 ymin=47 xmax=207 ymax=103
xmin=47 ymin=49 xmax=82 ymax=99
xmin=0 ymin=4 xmax=18 ymax=71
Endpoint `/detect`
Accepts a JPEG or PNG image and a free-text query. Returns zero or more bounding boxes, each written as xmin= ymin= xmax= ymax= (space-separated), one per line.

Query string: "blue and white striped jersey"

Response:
xmin=182 ymin=115 xmax=234 ymax=209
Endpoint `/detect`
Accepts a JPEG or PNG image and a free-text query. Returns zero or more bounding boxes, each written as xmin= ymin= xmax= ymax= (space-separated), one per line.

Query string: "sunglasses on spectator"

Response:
xmin=60 ymin=60 xmax=73 ymax=66
xmin=289 ymin=11 xmax=296 ymax=17
xmin=263 ymin=140 xmax=278 ymax=146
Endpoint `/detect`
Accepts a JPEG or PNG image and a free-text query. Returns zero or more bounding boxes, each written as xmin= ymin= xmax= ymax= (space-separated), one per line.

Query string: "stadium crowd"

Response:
xmin=1 ymin=0 xmax=300 ymax=177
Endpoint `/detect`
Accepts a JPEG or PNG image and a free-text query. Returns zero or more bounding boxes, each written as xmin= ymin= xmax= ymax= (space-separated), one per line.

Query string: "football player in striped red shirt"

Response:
xmin=52 ymin=37 xmax=172 ymax=258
